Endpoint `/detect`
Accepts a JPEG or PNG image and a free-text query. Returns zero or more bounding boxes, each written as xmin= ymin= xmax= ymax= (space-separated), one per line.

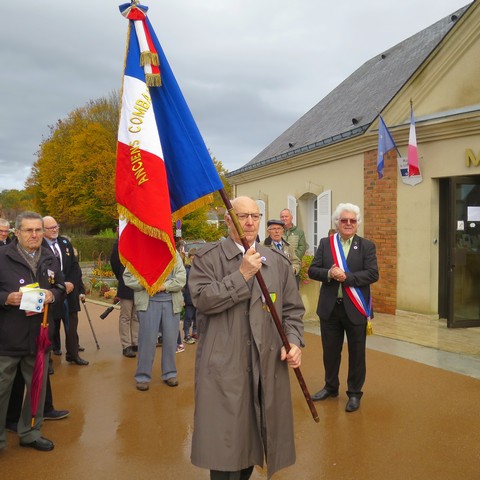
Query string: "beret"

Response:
xmin=267 ymin=219 xmax=284 ymax=227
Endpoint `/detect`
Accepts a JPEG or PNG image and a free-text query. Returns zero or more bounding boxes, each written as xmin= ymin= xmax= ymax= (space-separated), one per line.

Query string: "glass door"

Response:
xmin=447 ymin=176 xmax=480 ymax=328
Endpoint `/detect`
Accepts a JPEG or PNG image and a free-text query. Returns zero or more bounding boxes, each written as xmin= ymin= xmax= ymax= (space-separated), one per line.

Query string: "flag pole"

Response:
xmin=218 ymin=189 xmax=319 ymax=423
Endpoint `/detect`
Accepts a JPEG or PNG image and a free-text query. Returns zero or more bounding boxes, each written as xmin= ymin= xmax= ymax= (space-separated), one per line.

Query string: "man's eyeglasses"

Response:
xmin=19 ymin=228 xmax=44 ymax=235
xmin=235 ymin=213 xmax=263 ymax=222
xmin=339 ymin=218 xmax=357 ymax=225
xmin=268 ymin=227 xmax=283 ymax=232
xmin=0 ymin=229 xmax=9 ymax=234
xmin=45 ymin=225 xmax=60 ymax=231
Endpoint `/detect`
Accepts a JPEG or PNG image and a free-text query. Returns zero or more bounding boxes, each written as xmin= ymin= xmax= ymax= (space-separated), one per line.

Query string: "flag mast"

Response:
xmin=118 ymin=1 xmax=318 ymax=422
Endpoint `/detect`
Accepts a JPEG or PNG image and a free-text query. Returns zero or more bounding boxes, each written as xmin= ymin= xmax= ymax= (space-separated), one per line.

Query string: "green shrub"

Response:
xmin=70 ymin=235 xmax=116 ymax=263
xmin=299 ymin=255 xmax=314 ymax=285
xmin=97 ymin=228 xmax=117 ymax=238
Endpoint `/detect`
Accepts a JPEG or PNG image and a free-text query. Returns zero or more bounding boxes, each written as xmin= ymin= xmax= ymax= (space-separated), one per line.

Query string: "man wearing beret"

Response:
xmin=263 ymin=219 xmax=301 ymax=283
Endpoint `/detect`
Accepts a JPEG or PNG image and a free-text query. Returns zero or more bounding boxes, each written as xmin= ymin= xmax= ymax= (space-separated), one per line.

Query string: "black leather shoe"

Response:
xmin=53 ymin=349 xmax=62 ymax=356
xmin=164 ymin=377 xmax=179 ymax=387
xmin=78 ymin=345 xmax=85 ymax=352
xmin=66 ymin=355 xmax=89 ymax=366
xmin=122 ymin=347 xmax=136 ymax=358
xmin=345 ymin=397 xmax=361 ymax=412
xmin=20 ymin=436 xmax=55 ymax=452
xmin=312 ymin=388 xmax=339 ymax=401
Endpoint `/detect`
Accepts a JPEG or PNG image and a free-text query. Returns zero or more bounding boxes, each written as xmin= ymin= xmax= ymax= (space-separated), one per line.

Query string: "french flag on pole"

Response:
xmin=376 ymin=115 xmax=397 ymax=179
xmin=117 ymin=2 xmax=223 ymax=294
xmin=407 ymin=103 xmax=420 ymax=177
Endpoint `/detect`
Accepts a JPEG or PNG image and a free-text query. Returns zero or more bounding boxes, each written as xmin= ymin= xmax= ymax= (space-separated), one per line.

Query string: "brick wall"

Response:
xmin=364 ymin=149 xmax=397 ymax=315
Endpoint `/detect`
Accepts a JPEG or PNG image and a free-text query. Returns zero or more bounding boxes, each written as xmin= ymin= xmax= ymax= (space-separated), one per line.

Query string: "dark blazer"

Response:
xmin=43 ymin=236 xmax=84 ymax=313
xmin=110 ymin=239 xmax=134 ymax=300
xmin=308 ymin=234 xmax=379 ymax=325
xmin=0 ymin=240 xmax=65 ymax=354
xmin=0 ymin=237 xmax=12 ymax=247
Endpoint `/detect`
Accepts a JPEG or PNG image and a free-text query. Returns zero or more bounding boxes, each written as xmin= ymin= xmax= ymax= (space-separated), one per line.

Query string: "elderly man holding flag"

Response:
xmin=116 ymin=2 xmax=311 ymax=477
xmin=189 ymin=196 xmax=305 ymax=479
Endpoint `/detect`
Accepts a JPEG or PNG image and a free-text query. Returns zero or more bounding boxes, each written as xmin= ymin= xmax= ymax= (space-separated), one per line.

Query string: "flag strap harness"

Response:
xmin=121 ymin=2 xmax=161 ymax=86
xmin=330 ymin=233 xmax=371 ymax=319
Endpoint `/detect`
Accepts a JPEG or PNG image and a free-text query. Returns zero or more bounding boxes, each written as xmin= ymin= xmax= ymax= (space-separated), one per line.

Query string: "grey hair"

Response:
xmin=332 ymin=203 xmax=362 ymax=227
xmin=15 ymin=211 xmax=43 ymax=230
xmin=0 ymin=218 xmax=9 ymax=227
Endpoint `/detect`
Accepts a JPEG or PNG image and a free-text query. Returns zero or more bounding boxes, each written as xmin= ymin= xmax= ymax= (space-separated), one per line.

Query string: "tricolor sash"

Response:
xmin=330 ymin=233 xmax=371 ymax=319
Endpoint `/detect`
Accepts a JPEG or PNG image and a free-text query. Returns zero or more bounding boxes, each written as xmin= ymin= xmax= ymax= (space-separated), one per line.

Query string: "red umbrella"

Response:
xmin=30 ymin=303 xmax=51 ymax=427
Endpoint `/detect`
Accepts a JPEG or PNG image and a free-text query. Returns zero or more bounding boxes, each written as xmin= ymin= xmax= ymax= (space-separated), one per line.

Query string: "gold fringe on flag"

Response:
xmin=119 ymin=250 xmax=176 ymax=297
xmin=117 ymin=205 xmax=171 ymax=240
xmin=146 ymin=73 xmax=162 ymax=87
xmin=140 ymin=51 xmax=159 ymax=66
xmin=171 ymin=193 xmax=215 ymax=222
xmin=117 ymin=205 xmax=177 ymax=296
xmin=366 ymin=319 xmax=373 ymax=336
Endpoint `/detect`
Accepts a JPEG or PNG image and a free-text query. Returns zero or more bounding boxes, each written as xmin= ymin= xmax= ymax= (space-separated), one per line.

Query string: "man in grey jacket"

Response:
xmin=189 ymin=196 xmax=305 ymax=480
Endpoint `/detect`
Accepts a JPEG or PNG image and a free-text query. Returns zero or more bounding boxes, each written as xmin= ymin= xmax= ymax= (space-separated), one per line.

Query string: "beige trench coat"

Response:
xmin=189 ymin=238 xmax=305 ymax=478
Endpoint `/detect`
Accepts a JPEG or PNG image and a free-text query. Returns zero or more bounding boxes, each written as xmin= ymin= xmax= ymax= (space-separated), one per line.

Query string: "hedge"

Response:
xmin=70 ymin=236 xmax=117 ymax=263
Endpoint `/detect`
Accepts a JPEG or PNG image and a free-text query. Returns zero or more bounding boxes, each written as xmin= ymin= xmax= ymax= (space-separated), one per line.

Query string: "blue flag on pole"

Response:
xmin=377 ymin=115 xmax=397 ymax=179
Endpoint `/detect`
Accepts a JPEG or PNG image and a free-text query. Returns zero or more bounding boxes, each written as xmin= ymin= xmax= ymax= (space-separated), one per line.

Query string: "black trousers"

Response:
xmin=65 ymin=311 xmax=80 ymax=357
xmin=6 ymin=363 xmax=54 ymax=422
xmin=320 ymin=301 xmax=366 ymax=397
xmin=210 ymin=466 xmax=254 ymax=480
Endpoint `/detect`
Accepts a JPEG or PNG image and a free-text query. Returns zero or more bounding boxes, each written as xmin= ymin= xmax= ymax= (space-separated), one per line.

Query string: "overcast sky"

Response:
xmin=0 ymin=0 xmax=470 ymax=191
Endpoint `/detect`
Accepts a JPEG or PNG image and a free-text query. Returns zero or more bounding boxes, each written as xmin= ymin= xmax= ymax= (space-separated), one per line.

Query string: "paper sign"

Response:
xmin=19 ymin=284 xmax=47 ymax=315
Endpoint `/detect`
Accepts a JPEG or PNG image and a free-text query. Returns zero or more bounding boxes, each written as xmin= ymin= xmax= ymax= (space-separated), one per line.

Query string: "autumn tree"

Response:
xmin=27 ymin=92 xmax=119 ymax=232
xmin=25 ymin=91 xmax=231 ymax=236
xmin=178 ymin=154 xmax=231 ymax=241
xmin=0 ymin=189 xmax=36 ymax=222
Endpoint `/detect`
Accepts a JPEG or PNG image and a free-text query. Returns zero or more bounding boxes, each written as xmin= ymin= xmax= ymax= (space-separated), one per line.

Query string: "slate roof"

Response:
xmin=228 ymin=4 xmax=470 ymax=176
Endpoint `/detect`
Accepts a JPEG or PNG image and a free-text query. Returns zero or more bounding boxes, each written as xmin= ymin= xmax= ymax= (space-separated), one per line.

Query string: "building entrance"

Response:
xmin=440 ymin=175 xmax=480 ymax=328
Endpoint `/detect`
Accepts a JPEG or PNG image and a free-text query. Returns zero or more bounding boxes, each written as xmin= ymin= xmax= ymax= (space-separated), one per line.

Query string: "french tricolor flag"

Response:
xmin=116 ymin=3 xmax=177 ymax=294
xmin=407 ymin=104 xmax=420 ymax=177
xmin=116 ymin=3 xmax=223 ymax=294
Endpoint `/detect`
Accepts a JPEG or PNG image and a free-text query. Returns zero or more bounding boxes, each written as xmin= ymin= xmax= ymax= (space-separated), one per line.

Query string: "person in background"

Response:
xmin=279 ymin=208 xmax=308 ymax=261
xmin=0 ymin=218 xmax=11 ymax=246
xmin=42 ymin=216 xmax=88 ymax=366
xmin=262 ymin=219 xmax=301 ymax=278
xmin=110 ymin=239 xmax=139 ymax=358
xmin=308 ymin=202 xmax=379 ymax=413
xmin=182 ymin=248 xmax=198 ymax=344
xmin=189 ymin=196 xmax=304 ymax=479
xmin=279 ymin=208 xmax=308 ymax=287
xmin=124 ymin=251 xmax=186 ymax=391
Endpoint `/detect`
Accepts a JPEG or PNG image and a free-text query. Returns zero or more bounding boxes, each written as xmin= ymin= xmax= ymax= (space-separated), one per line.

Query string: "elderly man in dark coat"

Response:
xmin=0 ymin=211 xmax=65 ymax=452
xmin=308 ymin=202 xmax=379 ymax=413
xmin=189 ymin=196 xmax=305 ymax=479
xmin=42 ymin=216 xmax=87 ymax=365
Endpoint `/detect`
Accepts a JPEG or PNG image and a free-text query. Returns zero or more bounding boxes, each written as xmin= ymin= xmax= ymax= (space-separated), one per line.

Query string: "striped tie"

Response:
xmin=52 ymin=240 xmax=60 ymax=258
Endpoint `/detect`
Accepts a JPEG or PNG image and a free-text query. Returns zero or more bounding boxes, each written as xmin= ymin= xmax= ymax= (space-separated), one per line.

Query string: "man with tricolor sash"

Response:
xmin=308 ymin=203 xmax=379 ymax=413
